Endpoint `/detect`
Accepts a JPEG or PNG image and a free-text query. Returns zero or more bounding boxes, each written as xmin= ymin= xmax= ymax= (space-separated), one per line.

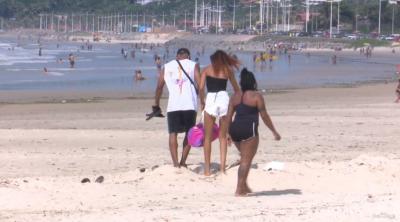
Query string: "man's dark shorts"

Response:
xmin=167 ymin=110 xmax=196 ymax=134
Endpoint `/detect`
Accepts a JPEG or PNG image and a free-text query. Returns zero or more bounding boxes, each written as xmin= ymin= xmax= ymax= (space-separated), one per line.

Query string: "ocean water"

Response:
xmin=0 ymin=37 xmax=397 ymax=96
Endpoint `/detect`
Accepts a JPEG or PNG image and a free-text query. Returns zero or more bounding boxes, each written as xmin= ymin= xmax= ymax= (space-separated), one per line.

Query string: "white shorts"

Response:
xmin=204 ymin=91 xmax=229 ymax=118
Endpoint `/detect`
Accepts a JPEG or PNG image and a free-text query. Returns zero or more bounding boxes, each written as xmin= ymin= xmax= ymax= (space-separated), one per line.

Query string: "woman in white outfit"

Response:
xmin=199 ymin=50 xmax=241 ymax=176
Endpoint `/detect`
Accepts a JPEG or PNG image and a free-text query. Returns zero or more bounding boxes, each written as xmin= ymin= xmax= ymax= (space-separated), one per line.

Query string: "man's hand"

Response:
xmin=146 ymin=105 xmax=164 ymax=121
xmin=273 ymin=131 xmax=281 ymax=141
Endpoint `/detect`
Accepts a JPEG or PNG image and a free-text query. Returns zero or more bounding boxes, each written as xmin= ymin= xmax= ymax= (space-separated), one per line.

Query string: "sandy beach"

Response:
xmin=1 ymin=82 xmax=399 ymax=221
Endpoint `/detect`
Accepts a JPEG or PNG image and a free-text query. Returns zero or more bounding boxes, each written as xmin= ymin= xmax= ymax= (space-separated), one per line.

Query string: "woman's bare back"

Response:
xmin=204 ymin=65 xmax=229 ymax=79
xmin=231 ymin=90 xmax=260 ymax=108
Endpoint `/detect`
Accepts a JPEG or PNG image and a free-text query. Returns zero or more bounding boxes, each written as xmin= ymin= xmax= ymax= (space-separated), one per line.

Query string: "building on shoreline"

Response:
xmin=136 ymin=0 xmax=164 ymax=5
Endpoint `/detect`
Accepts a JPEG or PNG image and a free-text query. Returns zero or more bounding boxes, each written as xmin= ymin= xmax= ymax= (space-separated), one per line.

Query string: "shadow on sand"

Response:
xmin=248 ymin=189 xmax=302 ymax=197
xmin=190 ymin=162 xmax=221 ymax=175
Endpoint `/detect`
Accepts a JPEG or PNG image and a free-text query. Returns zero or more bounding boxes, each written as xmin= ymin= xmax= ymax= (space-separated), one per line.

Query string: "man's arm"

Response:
xmin=154 ymin=68 xmax=165 ymax=107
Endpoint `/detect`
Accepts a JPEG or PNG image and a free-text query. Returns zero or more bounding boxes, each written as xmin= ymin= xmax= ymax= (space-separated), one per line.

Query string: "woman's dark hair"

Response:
xmin=240 ymin=68 xmax=257 ymax=91
xmin=210 ymin=50 xmax=240 ymax=75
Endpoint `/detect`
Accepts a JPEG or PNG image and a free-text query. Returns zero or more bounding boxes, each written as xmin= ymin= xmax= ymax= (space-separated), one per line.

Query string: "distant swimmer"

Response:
xmin=131 ymin=50 xmax=136 ymax=59
xmin=38 ymin=47 xmax=42 ymax=56
xmin=68 ymin=53 xmax=75 ymax=68
xmin=155 ymin=56 xmax=162 ymax=70
xmin=43 ymin=68 xmax=64 ymax=76
xmin=332 ymin=55 xmax=337 ymax=65
xmin=134 ymin=70 xmax=145 ymax=81
xmin=366 ymin=47 xmax=372 ymax=58
xmin=260 ymin=52 xmax=266 ymax=65
xmin=288 ymin=54 xmax=291 ymax=64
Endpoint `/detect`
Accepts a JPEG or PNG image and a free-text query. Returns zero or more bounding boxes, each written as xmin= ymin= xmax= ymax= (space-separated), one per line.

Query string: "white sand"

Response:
xmin=1 ymin=83 xmax=400 ymax=221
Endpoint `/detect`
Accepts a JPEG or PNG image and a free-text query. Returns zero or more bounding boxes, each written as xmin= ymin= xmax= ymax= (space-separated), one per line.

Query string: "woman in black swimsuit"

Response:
xmin=227 ymin=68 xmax=281 ymax=196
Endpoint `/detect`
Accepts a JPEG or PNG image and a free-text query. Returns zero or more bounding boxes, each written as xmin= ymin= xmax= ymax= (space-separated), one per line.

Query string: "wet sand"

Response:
xmin=1 ymin=82 xmax=400 ymax=221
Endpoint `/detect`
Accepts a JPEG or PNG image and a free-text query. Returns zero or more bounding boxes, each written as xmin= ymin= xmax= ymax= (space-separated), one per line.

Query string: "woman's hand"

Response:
xmin=273 ymin=131 xmax=281 ymax=141
xmin=200 ymin=101 xmax=205 ymax=111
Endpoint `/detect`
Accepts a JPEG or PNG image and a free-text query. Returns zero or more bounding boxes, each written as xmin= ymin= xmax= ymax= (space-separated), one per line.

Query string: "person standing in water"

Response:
xmin=68 ymin=53 xmax=75 ymax=68
xmin=155 ymin=56 xmax=162 ymax=72
xmin=227 ymin=68 xmax=281 ymax=196
xmin=332 ymin=54 xmax=337 ymax=65
xmin=134 ymin=70 xmax=145 ymax=81
xmin=199 ymin=50 xmax=241 ymax=176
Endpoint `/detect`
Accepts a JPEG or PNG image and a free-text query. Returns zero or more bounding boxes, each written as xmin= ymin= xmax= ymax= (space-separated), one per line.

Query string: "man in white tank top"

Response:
xmin=154 ymin=48 xmax=201 ymax=167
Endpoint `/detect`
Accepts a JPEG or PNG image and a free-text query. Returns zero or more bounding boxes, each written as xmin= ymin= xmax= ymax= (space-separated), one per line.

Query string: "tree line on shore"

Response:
xmin=0 ymin=0 xmax=399 ymax=34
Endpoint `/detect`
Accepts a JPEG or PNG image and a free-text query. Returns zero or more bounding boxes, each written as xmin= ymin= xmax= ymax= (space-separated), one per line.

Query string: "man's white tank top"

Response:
xmin=164 ymin=59 xmax=198 ymax=113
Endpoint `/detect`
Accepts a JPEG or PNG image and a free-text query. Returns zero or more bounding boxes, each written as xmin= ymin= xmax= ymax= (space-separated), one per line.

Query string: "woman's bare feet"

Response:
xmin=235 ymin=189 xmax=251 ymax=197
xmin=220 ymin=165 xmax=226 ymax=174
xmin=244 ymin=185 xmax=252 ymax=194
xmin=235 ymin=185 xmax=252 ymax=196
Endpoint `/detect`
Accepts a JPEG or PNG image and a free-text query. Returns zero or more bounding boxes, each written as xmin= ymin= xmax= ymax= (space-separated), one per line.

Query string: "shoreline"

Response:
xmin=3 ymin=29 xmax=398 ymax=50
xmin=0 ymin=80 xmax=396 ymax=104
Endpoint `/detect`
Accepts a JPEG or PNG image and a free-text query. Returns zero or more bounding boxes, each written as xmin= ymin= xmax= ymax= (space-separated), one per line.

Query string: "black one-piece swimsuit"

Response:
xmin=229 ymin=95 xmax=259 ymax=142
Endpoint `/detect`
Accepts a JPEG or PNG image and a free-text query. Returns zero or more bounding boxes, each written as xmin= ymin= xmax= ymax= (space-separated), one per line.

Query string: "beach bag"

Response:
xmin=188 ymin=113 xmax=219 ymax=147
